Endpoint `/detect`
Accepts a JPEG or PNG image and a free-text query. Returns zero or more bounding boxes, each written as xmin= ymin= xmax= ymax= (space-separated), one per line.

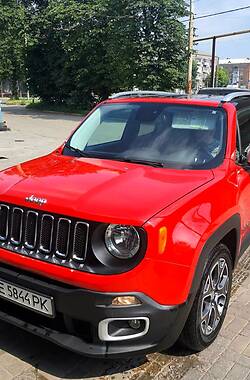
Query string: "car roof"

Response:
xmin=109 ymin=94 xmax=224 ymax=102
xmin=107 ymin=90 xmax=250 ymax=107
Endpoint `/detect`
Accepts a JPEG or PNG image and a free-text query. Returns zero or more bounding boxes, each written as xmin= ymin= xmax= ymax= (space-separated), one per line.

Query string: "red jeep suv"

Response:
xmin=0 ymin=90 xmax=249 ymax=358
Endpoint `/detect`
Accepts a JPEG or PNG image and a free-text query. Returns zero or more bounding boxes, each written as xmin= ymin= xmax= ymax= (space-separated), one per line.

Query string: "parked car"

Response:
xmin=0 ymin=90 xmax=249 ymax=358
xmin=198 ymin=87 xmax=250 ymax=96
xmin=0 ymin=102 xmax=7 ymax=131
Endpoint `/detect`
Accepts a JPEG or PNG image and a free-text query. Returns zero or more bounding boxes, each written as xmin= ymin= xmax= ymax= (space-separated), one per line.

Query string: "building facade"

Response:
xmin=194 ymin=52 xmax=219 ymax=91
xmin=220 ymin=58 xmax=250 ymax=89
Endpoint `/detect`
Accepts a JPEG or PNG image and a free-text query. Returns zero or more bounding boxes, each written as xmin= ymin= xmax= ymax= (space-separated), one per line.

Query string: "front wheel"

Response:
xmin=180 ymin=244 xmax=233 ymax=352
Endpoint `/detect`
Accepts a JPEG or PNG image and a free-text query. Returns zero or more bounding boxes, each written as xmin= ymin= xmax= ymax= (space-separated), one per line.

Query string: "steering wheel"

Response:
xmin=194 ymin=145 xmax=213 ymax=164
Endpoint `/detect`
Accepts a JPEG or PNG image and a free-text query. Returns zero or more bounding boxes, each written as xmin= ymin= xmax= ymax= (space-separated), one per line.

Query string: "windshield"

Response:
xmin=64 ymin=102 xmax=227 ymax=170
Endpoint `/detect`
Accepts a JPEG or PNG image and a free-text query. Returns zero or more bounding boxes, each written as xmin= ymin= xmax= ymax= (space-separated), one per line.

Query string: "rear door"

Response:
xmin=235 ymin=99 xmax=250 ymax=251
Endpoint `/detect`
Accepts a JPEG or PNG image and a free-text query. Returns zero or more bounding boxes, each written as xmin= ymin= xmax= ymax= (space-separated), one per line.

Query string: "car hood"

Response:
xmin=0 ymin=153 xmax=214 ymax=225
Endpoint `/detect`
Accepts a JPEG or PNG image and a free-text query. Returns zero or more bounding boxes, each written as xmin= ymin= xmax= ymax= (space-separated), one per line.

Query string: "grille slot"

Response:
xmin=0 ymin=205 xmax=9 ymax=241
xmin=25 ymin=211 xmax=38 ymax=249
xmin=40 ymin=214 xmax=54 ymax=254
xmin=10 ymin=208 xmax=23 ymax=245
xmin=73 ymin=222 xmax=89 ymax=262
xmin=0 ymin=204 xmax=89 ymax=270
xmin=56 ymin=218 xmax=71 ymax=258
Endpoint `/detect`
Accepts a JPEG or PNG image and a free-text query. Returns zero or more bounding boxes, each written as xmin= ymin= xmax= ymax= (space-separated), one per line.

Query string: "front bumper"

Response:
xmin=0 ymin=263 xmax=191 ymax=358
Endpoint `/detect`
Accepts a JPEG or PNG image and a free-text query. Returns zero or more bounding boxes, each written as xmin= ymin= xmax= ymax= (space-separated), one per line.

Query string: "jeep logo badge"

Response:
xmin=25 ymin=195 xmax=47 ymax=206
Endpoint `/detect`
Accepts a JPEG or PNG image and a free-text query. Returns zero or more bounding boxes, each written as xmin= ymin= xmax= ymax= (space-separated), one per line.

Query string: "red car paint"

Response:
xmin=0 ymin=98 xmax=245 ymax=308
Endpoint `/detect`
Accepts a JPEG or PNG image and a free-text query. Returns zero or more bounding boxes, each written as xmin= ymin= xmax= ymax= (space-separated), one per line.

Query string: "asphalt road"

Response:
xmin=0 ymin=105 xmax=249 ymax=380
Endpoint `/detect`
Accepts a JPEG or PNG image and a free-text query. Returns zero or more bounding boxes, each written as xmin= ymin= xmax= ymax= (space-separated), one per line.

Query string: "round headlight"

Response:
xmin=105 ymin=224 xmax=140 ymax=259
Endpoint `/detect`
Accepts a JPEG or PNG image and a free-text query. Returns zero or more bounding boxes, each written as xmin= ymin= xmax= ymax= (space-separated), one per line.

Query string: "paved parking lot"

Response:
xmin=0 ymin=105 xmax=250 ymax=380
xmin=0 ymin=105 xmax=81 ymax=169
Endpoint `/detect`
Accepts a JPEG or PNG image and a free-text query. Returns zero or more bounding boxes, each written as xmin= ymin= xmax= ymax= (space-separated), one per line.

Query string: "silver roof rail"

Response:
xmin=109 ymin=91 xmax=181 ymax=99
xmin=222 ymin=92 xmax=250 ymax=102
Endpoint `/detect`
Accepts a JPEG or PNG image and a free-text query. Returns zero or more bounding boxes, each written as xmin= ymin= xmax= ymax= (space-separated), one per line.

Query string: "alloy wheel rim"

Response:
xmin=200 ymin=258 xmax=229 ymax=336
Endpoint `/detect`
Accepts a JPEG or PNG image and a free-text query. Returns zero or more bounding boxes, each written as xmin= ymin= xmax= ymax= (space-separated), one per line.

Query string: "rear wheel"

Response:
xmin=180 ymin=244 xmax=233 ymax=352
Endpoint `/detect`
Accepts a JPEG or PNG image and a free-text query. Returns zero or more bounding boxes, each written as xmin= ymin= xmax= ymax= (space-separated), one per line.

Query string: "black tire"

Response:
xmin=180 ymin=243 xmax=233 ymax=352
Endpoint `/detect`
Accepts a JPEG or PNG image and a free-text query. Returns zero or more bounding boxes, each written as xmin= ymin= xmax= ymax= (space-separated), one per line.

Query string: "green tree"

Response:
xmin=205 ymin=66 xmax=230 ymax=88
xmin=217 ymin=67 xmax=229 ymax=87
xmin=26 ymin=0 xmax=189 ymax=106
xmin=192 ymin=59 xmax=198 ymax=89
xmin=20 ymin=0 xmax=48 ymax=8
xmin=105 ymin=0 xmax=188 ymax=91
xmin=26 ymin=0 xmax=102 ymax=104
xmin=0 ymin=0 xmax=27 ymax=97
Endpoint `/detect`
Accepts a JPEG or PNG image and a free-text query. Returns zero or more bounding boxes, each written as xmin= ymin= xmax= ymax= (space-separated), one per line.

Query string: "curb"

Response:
xmin=25 ymin=106 xmax=83 ymax=117
xmin=40 ymin=110 xmax=83 ymax=117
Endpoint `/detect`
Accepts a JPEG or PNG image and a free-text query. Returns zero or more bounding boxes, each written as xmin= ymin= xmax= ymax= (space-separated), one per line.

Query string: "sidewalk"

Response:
xmin=180 ymin=255 xmax=250 ymax=380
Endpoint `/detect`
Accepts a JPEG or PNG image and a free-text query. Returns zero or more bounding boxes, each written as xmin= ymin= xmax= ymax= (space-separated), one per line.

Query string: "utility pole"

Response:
xmin=210 ymin=37 xmax=217 ymax=88
xmin=186 ymin=0 xmax=194 ymax=94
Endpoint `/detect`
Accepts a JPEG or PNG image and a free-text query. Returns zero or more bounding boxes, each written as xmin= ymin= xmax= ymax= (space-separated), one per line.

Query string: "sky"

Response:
xmin=193 ymin=0 xmax=250 ymax=59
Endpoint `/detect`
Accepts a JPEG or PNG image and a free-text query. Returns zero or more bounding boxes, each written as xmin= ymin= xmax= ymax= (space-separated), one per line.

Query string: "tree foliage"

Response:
xmin=217 ymin=67 xmax=229 ymax=87
xmin=205 ymin=66 xmax=230 ymax=88
xmin=1 ymin=0 xmax=189 ymax=104
xmin=0 ymin=0 xmax=27 ymax=96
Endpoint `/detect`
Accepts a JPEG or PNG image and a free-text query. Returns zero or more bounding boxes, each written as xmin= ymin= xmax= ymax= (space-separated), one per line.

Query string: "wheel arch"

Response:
xmin=189 ymin=213 xmax=241 ymax=299
xmin=220 ymin=229 xmax=238 ymax=268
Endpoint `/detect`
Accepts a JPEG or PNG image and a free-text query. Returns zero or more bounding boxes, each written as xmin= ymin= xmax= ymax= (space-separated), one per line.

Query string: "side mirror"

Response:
xmin=247 ymin=150 xmax=250 ymax=165
xmin=242 ymin=149 xmax=250 ymax=172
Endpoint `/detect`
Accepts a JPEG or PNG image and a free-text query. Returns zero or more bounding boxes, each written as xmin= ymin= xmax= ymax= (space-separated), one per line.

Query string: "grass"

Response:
xmin=4 ymin=98 xmax=87 ymax=115
xmin=5 ymin=98 xmax=39 ymax=106
xmin=26 ymin=101 xmax=88 ymax=115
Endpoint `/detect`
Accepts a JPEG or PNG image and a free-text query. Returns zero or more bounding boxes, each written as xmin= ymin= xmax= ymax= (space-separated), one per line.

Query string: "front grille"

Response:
xmin=0 ymin=203 xmax=89 ymax=270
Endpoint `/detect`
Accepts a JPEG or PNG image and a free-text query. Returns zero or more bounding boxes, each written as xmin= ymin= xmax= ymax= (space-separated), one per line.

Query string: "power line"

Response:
xmin=182 ymin=5 xmax=250 ymax=23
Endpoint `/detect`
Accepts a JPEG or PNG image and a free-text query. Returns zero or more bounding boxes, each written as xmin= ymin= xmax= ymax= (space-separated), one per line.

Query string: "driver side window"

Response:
xmin=237 ymin=107 xmax=250 ymax=156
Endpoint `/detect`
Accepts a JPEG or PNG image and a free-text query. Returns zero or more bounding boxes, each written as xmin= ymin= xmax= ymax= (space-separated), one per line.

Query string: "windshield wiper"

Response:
xmin=115 ymin=157 xmax=165 ymax=168
xmin=64 ymin=144 xmax=93 ymax=158
xmin=64 ymin=146 xmax=165 ymax=167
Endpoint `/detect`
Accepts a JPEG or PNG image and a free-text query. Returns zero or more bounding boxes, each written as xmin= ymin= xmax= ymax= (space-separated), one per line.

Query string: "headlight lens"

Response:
xmin=105 ymin=224 xmax=140 ymax=259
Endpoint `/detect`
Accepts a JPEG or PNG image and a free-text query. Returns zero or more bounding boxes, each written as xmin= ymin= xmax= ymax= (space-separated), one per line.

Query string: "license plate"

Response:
xmin=0 ymin=279 xmax=54 ymax=317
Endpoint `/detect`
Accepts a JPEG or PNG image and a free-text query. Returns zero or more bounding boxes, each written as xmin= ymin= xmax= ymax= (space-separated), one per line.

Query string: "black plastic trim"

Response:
xmin=190 ymin=214 xmax=241 ymax=298
xmin=0 ymin=262 xmax=190 ymax=358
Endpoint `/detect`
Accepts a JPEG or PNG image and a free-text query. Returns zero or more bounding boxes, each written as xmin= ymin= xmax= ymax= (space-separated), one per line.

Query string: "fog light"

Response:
xmin=128 ymin=319 xmax=141 ymax=330
xmin=98 ymin=317 xmax=150 ymax=341
xmin=112 ymin=296 xmax=141 ymax=306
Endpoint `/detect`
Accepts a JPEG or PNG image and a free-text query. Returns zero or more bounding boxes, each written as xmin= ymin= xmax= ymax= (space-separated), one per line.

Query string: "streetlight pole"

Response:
xmin=210 ymin=37 xmax=217 ymax=88
xmin=186 ymin=0 xmax=194 ymax=94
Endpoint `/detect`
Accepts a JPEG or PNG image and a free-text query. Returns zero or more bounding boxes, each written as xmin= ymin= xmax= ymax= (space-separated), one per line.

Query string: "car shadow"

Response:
xmin=162 ymin=344 xmax=194 ymax=357
xmin=0 ymin=320 xmax=149 ymax=378
xmin=0 ymin=319 xmax=195 ymax=379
